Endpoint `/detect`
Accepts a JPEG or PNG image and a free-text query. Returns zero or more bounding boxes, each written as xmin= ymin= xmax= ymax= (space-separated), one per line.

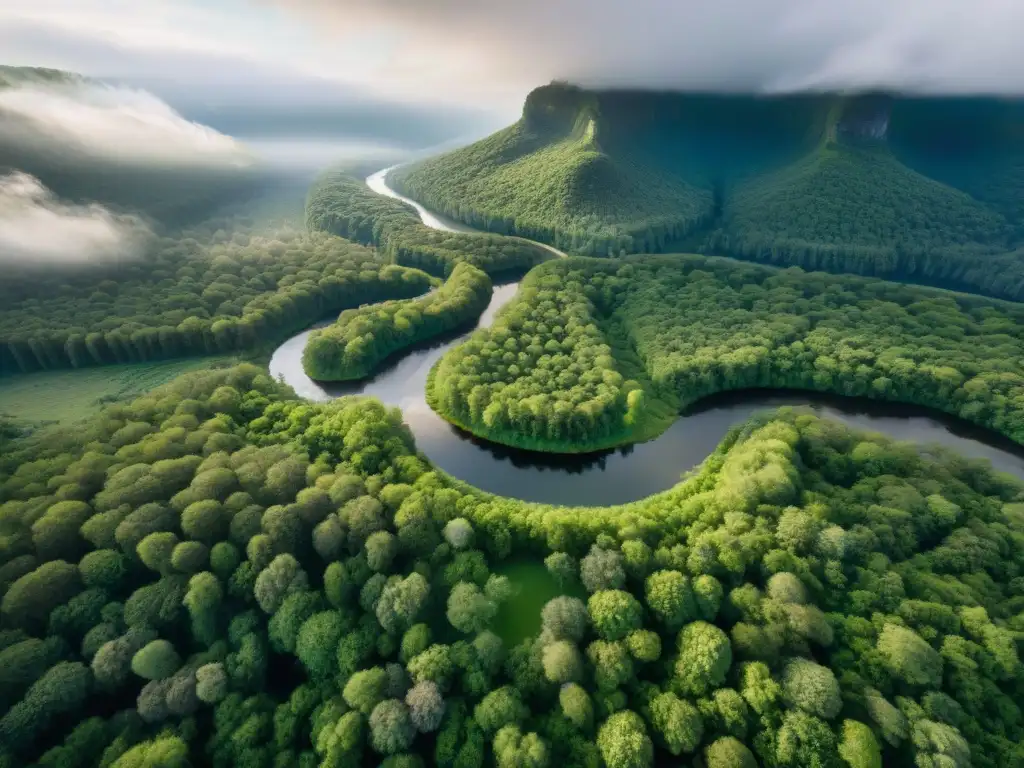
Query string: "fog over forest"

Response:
xmin=0 ymin=65 xmax=492 ymax=267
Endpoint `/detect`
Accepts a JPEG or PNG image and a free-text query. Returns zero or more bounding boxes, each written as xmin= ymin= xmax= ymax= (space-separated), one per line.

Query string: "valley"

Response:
xmin=2 ymin=62 xmax=1024 ymax=768
xmin=266 ymin=170 xmax=1024 ymax=505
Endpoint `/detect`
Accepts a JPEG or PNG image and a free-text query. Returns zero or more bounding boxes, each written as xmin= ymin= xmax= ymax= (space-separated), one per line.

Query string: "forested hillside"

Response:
xmin=710 ymin=143 xmax=1016 ymax=285
xmin=389 ymin=107 xmax=713 ymax=257
xmin=306 ymin=170 xmax=554 ymax=277
xmin=0 ymin=362 xmax=1022 ymax=767
xmin=304 ymin=263 xmax=492 ymax=381
xmin=0 ymin=219 xmax=434 ymax=375
xmin=395 ymin=83 xmax=1024 ymax=299
xmin=429 ymin=255 xmax=1024 ymax=452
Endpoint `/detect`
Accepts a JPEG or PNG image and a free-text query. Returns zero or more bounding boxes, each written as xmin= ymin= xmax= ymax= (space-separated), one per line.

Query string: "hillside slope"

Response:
xmin=715 ymin=143 xmax=1012 ymax=275
xmin=391 ymin=86 xmax=714 ymax=256
xmin=394 ymin=84 xmax=1024 ymax=299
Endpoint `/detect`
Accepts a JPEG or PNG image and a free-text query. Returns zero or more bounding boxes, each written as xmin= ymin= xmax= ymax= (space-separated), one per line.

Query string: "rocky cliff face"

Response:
xmin=836 ymin=94 xmax=892 ymax=142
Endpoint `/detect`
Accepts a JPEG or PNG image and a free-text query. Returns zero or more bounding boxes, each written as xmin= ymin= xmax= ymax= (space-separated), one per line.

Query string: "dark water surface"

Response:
xmin=269 ymin=278 xmax=1024 ymax=506
xmin=267 ymin=169 xmax=1024 ymax=506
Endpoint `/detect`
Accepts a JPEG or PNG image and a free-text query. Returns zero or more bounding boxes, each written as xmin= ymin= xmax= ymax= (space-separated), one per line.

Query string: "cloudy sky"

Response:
xmin=3 ymin=0 xmax=1024 ymax=119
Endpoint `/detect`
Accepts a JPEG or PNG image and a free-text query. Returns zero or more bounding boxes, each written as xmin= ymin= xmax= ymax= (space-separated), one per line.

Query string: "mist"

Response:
xmin=273 ymin=0 xmax=1024 ymax=98
xmin=0 ymin=172 xmax=151 ymax=266
xmin=0 ymin=79 xmax=253 ymax=170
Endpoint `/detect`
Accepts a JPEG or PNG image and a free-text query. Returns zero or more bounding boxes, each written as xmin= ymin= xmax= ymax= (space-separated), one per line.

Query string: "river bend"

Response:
xmin=269 ymin=169 xmax=1024 ymax=505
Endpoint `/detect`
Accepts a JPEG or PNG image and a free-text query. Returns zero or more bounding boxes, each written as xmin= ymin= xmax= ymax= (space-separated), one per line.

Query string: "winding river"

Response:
xmin=269 ymin=168 xmax=1024 ymax=505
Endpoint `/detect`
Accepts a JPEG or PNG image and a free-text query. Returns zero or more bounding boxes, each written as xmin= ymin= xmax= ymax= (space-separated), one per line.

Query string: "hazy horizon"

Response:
xmin=4 ymin=0 xmax=1024 ymax=118
xmin=4 ymin=0 xmax=1024 ymax=269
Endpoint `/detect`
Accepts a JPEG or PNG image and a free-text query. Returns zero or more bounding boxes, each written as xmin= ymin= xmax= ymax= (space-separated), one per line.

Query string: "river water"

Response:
xmin=268 ymin=170 xmax=1024 ymax=505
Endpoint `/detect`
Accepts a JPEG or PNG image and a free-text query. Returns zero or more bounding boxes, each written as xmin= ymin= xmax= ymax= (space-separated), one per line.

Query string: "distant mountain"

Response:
xmin=391 ymin=83 xmax=1024 ymax=300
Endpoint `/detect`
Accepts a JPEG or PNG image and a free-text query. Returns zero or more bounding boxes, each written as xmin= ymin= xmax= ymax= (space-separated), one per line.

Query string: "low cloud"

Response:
xmin=0 ymin=172 xmax=152 ymax=266
xmin=0 ymin=77 xmax=254 ymax=169
xmin=272 ymin=0 xmax=1024 ymax=99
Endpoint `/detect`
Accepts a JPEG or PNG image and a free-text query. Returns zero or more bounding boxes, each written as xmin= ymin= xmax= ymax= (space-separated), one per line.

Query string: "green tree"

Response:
xmin=255 ymin=554 xmax=308 ymax=614
xmin=540 ymin=596 xmax=589 ymax=642
xmin=344 ymin=667 xmax=389 ymax=715
xmin=580 ymin=546 xmax=626 ymax=593
xmin=111 ymin=737 xmax=189 ymax=768
xmin=645 ymin=570 xmax=696 ymax=630
xmin=295 ymin=611 xmax=346 ymax=678
xmin=542 ymin=640 xmax=583 ymax=684
xmin=597 ymin=711 xmax=653 ymax=768
xmin=443 ymin=519 xmax=474 ymax=550
xmin=447 ymin=582 xmax=497 ymax=634
xmin=493 ymin=725 xmax=549 ymax=768
xmin=2 ymin=560 xmax=80 ymax=630
xmin=781 ymin=657 xmax=843 ymax=720
xmin=131 ymin=639 xmax=181 ymax=681
xmin=838 ymin=720 xmax=882 ymax=768
xmin=649 ymin=691 xmax=703 ymax=755
xmin=705 ymin=736 xmax=757 ymax=768
xmin=674 ymin=621 xmax=732 ymax=697
xmin=588 ymin=590 xmax=643 ymax=641
xmin=369 ymin=699 xmax=415 ymax=756
xmin=474 ymin=686 xmax=528 ymax=734
xmin=377 ymin=573 xmax=430 ymax=634
xmin=559 ymin=683 xmax=593 ymax=730
xmin=406 ymin=681 xmax=446 ymax=733
xmin=196 ymin=662 xmax=228 ymax=703
xmin=876 ymin=624 xmax=943 ymax=688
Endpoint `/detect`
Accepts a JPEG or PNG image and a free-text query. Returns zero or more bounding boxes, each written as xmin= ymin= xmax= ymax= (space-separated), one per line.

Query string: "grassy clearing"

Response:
xmin=492 ymin=560 xmax=586 ymax=647
xmin=0 ymin=357 xmax=238 ymax=428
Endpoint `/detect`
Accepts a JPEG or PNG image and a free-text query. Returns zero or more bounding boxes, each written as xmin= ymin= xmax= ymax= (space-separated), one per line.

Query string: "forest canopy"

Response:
xmin=4 ymin=78 xmax=1024 ymax=768
xmin=303 ymin=262 xmax=492 ymax=382
xmin=428 ymin=254 xmax=1024 ymax=452
xmin=0 ymin=201 xmax=434 ymax=375
xmin=0 ymin=363 xmax=1022 ymax=767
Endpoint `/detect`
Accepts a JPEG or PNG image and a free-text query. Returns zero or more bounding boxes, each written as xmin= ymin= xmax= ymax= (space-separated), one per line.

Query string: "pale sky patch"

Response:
xmin=3 ymin=0 xmax=1024 ymax=117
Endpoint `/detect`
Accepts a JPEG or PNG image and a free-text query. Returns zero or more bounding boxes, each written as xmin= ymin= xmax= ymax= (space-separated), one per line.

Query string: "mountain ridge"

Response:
xmin=390 ymin=83 xmax=1024 ymax=299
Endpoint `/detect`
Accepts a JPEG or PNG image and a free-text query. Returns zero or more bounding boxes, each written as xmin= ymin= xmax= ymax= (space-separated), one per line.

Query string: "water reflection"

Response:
xmin=270 ymin=282 xmax=1024 ymax=506
xmin=266 ymin=170 xmax=1024 ymax=506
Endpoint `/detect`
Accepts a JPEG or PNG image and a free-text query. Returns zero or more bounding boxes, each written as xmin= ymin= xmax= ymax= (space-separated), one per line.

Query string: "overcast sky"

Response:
xmin=3 ymin=0 xmax=1024 ymax=118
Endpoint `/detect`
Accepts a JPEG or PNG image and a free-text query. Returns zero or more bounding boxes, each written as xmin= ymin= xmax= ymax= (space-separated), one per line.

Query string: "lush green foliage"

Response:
xmin=303 ymin=263 xmax=491 ymax=382
xmin=391 ymin=116 xmax=713 ymax=257
xmin=397 ymin=83 xmax=1024 ymax=300
xmin=305 ymin=170 xmax=553 ymax=277
xmin=429 ymin=254 xmax=1024 ymax=451
xmin=1 ymin=360 xmax=1023 ymax=766
xmin=0 ymin=212 xmax=434 ymax=374
xmin=708 ymin=143 xmax=1024 ymax=300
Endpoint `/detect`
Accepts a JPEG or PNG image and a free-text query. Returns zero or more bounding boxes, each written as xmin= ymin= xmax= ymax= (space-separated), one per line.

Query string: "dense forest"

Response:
xmin=0 ymin=221 xmax=434 ymax=375
xmin=0 ymin=365 xmax=1022 ymax=767
xmin=389 ymin=117 xmax=713 ymax=258
xmin=708 ymin=143 xmax=1024 ymax=301
xmin=429 ymin=255 xmax=1024 ymax=452
xmin=393 ymin=83 xmax=1024 ymax=300
xmin=5 ymin=72 xmax=1024 ymax=768
xmin=304 ymin=263 xmax=491 ymax=382
xmin=305 ymin=171 xmax=554 ymax=277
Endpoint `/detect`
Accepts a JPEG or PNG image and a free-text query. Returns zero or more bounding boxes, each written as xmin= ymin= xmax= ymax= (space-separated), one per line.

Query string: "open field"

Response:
xmin=0 ymin=356 xmax=238 ymax=427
